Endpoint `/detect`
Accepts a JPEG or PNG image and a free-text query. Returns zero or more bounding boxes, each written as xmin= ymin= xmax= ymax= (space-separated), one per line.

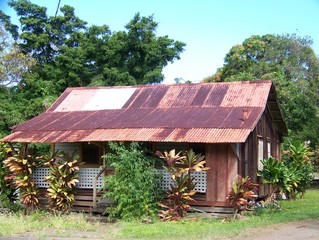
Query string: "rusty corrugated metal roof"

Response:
xmin=1 ymin=128 xmax=251 ymax=143
xmin=1 ymin=80 xmax=287 ymax=143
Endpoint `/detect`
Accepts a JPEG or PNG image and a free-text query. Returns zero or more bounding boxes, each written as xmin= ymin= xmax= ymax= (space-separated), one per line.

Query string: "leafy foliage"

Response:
xmin=103 ymin=142 xmax=162 ymax=220
xmin=156 ymin=149 xmax=208 ymax=221
xmin=258 ymin=141 xmax=314 ymax=200
xmin=0 ymin=24 xmax=35 ymax=87
xmin=203 ymin=34 xmax=319 ymax=147
xmin=0 ymin=1 xmax=185 ymax=138
xmin=227 ymin=176 xmax=258 ymax=215
xmin=282 ymin=140 xmax=314 ymax=199
xmin=44 ymin=151 xmax=80 ymax=212
xmin=0 ymin=142 xmax=17 ymax=205
xmin=3 ymin=147 xmax=42 ymax=213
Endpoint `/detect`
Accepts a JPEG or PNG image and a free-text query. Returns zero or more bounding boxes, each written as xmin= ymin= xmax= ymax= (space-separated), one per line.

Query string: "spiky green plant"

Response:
xmin=44 ymin=151 xmax=80 ymax=212
xmin=3 ymin=150 xmax=42 ymax=214
xmin=227 ymin=175 xmax=258 ymax=216
xmin=156 ymin=148 xmax=208 ymax=221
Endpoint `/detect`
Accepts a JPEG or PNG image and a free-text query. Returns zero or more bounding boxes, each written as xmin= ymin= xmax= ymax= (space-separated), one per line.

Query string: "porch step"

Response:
xmin=191 ymin=206 xmax=235 ymax=218
xmin=72 ymin=188 xmax=103 ymax=212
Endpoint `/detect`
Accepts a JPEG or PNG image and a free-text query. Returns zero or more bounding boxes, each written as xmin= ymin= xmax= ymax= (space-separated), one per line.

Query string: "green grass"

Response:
xmin=0 ymin=211 xmax=112 ymax=238
xmin=116 ymin=189 xmax=319 ymax=239
xmin=0 ymin=189 xmax=318 ymax=239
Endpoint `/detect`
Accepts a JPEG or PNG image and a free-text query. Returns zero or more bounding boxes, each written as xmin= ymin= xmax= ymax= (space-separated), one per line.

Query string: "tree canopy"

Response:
xmin=203 ymin=34 xmax=319 ymax=147
xmin=0 ymin=0 xmax=185 ymax=137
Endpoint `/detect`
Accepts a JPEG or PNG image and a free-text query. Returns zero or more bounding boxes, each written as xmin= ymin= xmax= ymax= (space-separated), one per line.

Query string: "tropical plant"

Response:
xmin=227 ymin=176 xmax=258 ymax=216
xmin=44 ymin=151 xmax=80 ymax=212
xmin=156 ymin=149 xmax=208 ymax=221
xmin=258 ymin=141 xmax=314 ymax=201
xmin=257 ymin=157 xmax=288 ymax=198
xmin=103 ymin=142 xmax=162 ymax=220
xmin=0 ymin=142 xmax=17 ymax=205
xmin=3 ymin=147 xmax=42 ymax=214
xmin=283 ymin=140 xmax=314 ymax=199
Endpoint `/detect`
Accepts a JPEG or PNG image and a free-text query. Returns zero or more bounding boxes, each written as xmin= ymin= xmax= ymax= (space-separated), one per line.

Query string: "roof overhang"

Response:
xmin=1 ymin=128 xmax=252 ymax=144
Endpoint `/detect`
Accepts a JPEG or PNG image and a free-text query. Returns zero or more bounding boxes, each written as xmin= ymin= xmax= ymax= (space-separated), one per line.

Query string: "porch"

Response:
xmin=33 ymin=167 xmax=209 ymax=211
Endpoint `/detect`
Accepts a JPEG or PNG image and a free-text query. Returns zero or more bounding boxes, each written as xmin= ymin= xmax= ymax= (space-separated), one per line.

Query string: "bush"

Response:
xmin=258 ymin=140 xmax=314 ymax=200
xmin=3 ymin=149 xmax=42 ymax=214
xmin=0 ymin=142 xmax=17 ymax=206
xmin=156 ymin=149 xmax=208 ymax=221
xmin=227 ymin=175 xmax=258 ymax=216
xmin=44 ymin=151 xmax=80 ymax=212
xmin=103 ymin=142 xmax=162 ymax=220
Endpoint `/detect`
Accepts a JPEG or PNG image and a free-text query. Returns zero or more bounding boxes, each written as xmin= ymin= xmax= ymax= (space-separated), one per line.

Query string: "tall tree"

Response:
xmin=0 ymin=24 xmax=35 ymax=87
xmin=0 ymin=0 xmax=185 ymax=136
xmin=203 ymin=34 xmax=319 ymax=147
xmin=2 ymin=1 xmax=185 ymax=91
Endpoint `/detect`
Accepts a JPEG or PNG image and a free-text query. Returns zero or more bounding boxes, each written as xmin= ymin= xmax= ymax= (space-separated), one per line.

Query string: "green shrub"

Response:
xmin=103 ymin=142 xmax=162 ymax=220
xmin=44 ymin=151 xmax=80 ymax=212
xmin=0 ymin=142 xmax=16 ymax=205
xmin=258 ymin=140 xmax=314 ymax=200
xmin=3 ymin=149 xmax=42 ymax=214
xmin=156 ymin=149 xmax=208 ymax=221
xmin=227 ymin=176 xmax=258 ymax=216
xmin=283 ymin=140 xmax=314 ymax=199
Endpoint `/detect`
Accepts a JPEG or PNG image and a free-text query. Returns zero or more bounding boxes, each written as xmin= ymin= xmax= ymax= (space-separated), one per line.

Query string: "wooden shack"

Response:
xmin=1 ymin=80 xmax=287 ymax=209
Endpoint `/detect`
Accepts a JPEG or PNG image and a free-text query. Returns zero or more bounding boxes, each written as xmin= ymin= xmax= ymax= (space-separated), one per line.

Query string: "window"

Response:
xmin=267 ymin=141 xmax=271 ymax=158
xmin=81 ymin=143 xmax=102 ymax=166
xmin=258 ymin=139 xmax=264 ymax=171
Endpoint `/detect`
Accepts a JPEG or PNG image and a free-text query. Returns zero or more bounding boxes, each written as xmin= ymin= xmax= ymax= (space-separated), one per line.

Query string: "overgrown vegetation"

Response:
xmin=227 ymin=176 xmax=258 ymax=216
xmin=203 ymin=34 xmax=319 ymax=148
xmin=0 ymin=189 xmax=318 ymax=239
xmin=156 ymin=149 xmax=208 ymax=221
xmin=0 ymin=0 xmax=185 ymax=137
xmin=258 ymin=140 xmax=314 ymax=200
xmin=103 ymin=142 xmax=162 ymax=220
xmin=44 ymin=151 xmax=80 ymax=212
xmin=3 ymin=147 xmax=42 ymax=214
xmin=0 ymin=211 xmax=109 ymax=238
xmin=0 ymin=142 xmax=17 ymax=206
xmin=115 ymin=190 xmax=319 ymax=239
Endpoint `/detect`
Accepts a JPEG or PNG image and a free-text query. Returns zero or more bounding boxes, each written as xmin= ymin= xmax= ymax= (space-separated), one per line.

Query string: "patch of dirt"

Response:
xmin=225 ymin=219 xmax=319 ymax=240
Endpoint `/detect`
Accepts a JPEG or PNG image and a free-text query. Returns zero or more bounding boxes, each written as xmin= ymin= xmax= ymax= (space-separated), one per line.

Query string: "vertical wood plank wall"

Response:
xmin=206 ymin=143 xmax=237 ymax=205
xmin=243 ymin=108 xmax=282 ymax=196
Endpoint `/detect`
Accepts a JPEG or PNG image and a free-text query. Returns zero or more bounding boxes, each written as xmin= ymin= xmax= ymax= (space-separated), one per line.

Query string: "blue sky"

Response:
xmin=1 ymin=0 xmax=318 ymax=83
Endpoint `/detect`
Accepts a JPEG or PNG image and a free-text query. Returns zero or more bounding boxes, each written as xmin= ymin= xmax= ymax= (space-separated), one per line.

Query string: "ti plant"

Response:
xmin=227 ymin=175 xmax=258 ymax=217
xmin=258 ymin=141 xmax=314 ymax=201
xmin=156 ymin=149 xmax=208 ymax=221
xmin=3 ymin=149 xmax=42 ymax=214
xmin=0 ymin=142 xmax=17 ymax=205
xmin=44 ymin=151 xmax=81 ymax=212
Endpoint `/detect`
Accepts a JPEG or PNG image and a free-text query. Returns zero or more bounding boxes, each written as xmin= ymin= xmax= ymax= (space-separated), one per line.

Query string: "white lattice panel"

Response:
xmin=76 ymin=168 xmax=104 ymax=189
xmin=156 ymin=169 xmax=207 ymax=193
xmin=33 ymin=167 xmax=50 ymax=188
xmin=33 ymin=167 xmax=104 ymax=189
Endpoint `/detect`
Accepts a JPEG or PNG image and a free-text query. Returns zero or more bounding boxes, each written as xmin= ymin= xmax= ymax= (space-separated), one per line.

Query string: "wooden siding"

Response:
xmin=206 ymin=143 xmax=237 ymax=205
xmin=241 ymin=107 xmax=282 ymax=196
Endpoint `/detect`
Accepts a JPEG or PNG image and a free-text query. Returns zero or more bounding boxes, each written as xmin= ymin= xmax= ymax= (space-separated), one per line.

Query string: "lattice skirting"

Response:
xmin=155 ymin=169 xmax=207 ymax=193
xmin=33 ymin=168 xmax=206 ymax=193
xmin=33 ymin=167 xmax=104 ymax=189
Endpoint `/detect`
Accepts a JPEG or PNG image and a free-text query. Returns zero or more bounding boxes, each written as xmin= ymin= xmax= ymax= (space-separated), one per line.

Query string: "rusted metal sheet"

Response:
xmin=0 ymin=80 xmax=285 ymax=144
xmin=12 ymin=107 xmax=264 ymax=131
xmin=1 ymin=128 xmax=251 ymax=143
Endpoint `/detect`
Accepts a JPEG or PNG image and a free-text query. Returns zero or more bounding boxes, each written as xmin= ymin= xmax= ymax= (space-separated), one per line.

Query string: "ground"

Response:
xmin=1 ymin=219 xmax=319 ymax=240
xmin=225 ymin=219 xmax=319 ymax=240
